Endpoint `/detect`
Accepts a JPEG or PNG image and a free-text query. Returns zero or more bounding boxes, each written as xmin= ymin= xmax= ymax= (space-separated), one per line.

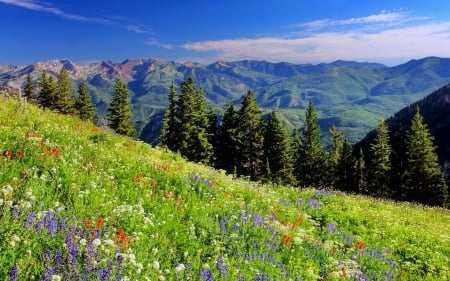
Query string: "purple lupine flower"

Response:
xmin=200 ymin=269 xmax=214 ymax=281
xmin=326 ymin=222 xmax=338 ymax=234
xmin=216 ymin=256 xmax=228 ymax=276
xmin=55 ymin=249 xmax=63 ymax=269
xmin=44 ymin=248 xmax=52 ymax=264
xmin=296 ymin=198 xmax=304 ymax=206
xmin=43 ymin=267 xmax=54 ymax=281
xmin=9 ymin=264 xmax=18 ymax=281
xmin=24 ymin=211 xmax=35 ymax=229
xmin=12 ymin=205 xmax=20 ymax=219
xmin=36 ymin=219 xmax=45 ymax=232
xmin=67 ymin=238 xmax=79 ymax=268
xmin=47 ymin=217 xmax=58 ymax=236
xmin=253 ymin=214 xmax=263 ymax=227
xmin=308 ymin=198 xmax=319 ymax=209
xmin=59 ymin=218 xmax=66 ymax=230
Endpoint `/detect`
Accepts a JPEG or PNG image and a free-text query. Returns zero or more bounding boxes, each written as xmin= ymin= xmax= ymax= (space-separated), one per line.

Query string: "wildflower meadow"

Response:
xmin=1 ymin=97 xmax=449 ymax=280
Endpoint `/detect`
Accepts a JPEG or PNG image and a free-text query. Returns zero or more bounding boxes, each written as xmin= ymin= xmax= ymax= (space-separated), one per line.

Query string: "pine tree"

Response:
xmin=368 ymin=117 xmax=391 ymax=197
xmin=215 ymin=103 xmax=239 ymax=173
xmin=356 ymin=148 xmax=367 ymax=194
xmin=328 ymin=125 xmax=345 ymax=187
xmin=55 ymin=68 xmax=75 ymax=114
xmin=38 ymin=72 xmax=57 ymax=109
xmin=390 ymin=126 xmax=408 ymax=200
xmin=75 ymin=82 xmax=95 ymax=121
xmin=263 ymin=111 xmax=295 ymax=185
xmin=176 ymin=78 xmax=212 ymax=163
xmin=335 ymin=140 xmax=357 ymax=192
xmin=404 ymin=108 xmax=448 ymax=207
xmin=236 ymin=90 xmax=264 ymax=180
xmin=160 ymin=82 xmax=179 ymax=151
xmin=107 ymin=79 xmax=135 ymax=137
xmin=207 ymin=107 xmax=218 ymax=164
xmin=294 ymin=101 xmax=326 ymax=187
xmin=23 ymin=74 xmax=35 ymax=103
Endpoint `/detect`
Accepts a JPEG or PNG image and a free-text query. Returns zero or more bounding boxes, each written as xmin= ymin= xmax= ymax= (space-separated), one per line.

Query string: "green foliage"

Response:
xmin=404 ymin=108 xmax=449 ymax=207
xmin=107 ymin=79 xmax=135 ymax=137
xmin=160 ymin=82 xmax=179 ymax=150
xmin=236 ymin=90 xmax=265 ymax=180
xmin=263 ymin=111 xmax=295 ymax=185
xmin=23 ymin=74 xmax=35 ymax=103
xmin=74 ymin=82 xmax=95 ymax=121
xmin=1 ymin=97 xmax=450 ymax=280
xmin=54 ymin=68 xmax=75 ymax=114
xmin=214 ymin=103 xmax=239 ymax=173
xmin=368 ymin=117 xmax=391 ymax=197
xmin=175 ymin=78 xmax=212 ymax=164
xmin=295 ymin=101 xmax=327 ymax=187
xmin=328 ymin=125 xmax=345 ymax=186
xmin=37 ymin=72 xmax=57 ymax=109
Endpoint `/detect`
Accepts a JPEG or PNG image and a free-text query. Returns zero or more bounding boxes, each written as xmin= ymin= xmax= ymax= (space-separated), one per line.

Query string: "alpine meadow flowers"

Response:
xmin=0 ymin=97 xmax=449 ymax=280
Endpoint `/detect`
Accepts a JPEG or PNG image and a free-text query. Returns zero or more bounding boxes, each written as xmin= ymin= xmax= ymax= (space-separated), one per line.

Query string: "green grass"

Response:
xmin=1 ymin=97 xmax=449 ymax=280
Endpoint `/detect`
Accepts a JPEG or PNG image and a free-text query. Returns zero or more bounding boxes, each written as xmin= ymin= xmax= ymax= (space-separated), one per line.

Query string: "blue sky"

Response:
xmin=1 ymin=0 xmax=450 ymax=65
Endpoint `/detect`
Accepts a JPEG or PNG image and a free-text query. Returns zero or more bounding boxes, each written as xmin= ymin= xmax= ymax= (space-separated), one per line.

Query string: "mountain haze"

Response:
xmin=1 ymin=57 xmax=450 ymax=144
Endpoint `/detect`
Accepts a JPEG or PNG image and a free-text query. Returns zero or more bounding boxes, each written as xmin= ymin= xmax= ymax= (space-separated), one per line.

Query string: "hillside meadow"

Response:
xmin=0 ymin=97 xmax=449 ymax=280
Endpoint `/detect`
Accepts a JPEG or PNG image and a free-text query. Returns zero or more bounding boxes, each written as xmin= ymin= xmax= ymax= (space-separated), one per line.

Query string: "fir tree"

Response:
xmin=23 ymin=74 xmax=35 ymax=103
xmin=160 ymin=82 xmax=179 ymax=151
xmin=368 ymin=117 xmax=391 ymax=197
xmin=236 ymin=90 xmax=264 ymax=180
xmin=356 ymin=148 xmax=367 ymax=194
xmin=389 ymin=126 xmax=408 ymax=200
xmin=107 ymin=79 xmax=135 ymax=137
xmin=215 ymin=103 xmax=239 ymax=173
xmin=75 ymin=82 xmax=95 ymax=121
xmin=38 ymin=72 xmax=57 ymax=109
xmin=328 ymin=125 xmax=345 ymax=187
xmin=404 ymin=108 xmax=448 ymax=207
xmin=294 ymin=101 xmax=326 ymax=187
xmin=335 ymin=140 xmax=357 ymax=192
xmin=176 ymin=78 xmax=212 ymax=163
xmin=263 ymin=111 xmax=295 ymax=185
xmin=207 ymin=107 xmax=218 ymax=164
xmin=55 ymin=68 xmax=75 ymax=114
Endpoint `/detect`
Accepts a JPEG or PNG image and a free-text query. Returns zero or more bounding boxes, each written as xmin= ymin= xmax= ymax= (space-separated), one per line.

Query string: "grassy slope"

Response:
xmin=0 ymin=97 xmax=449 ymax=280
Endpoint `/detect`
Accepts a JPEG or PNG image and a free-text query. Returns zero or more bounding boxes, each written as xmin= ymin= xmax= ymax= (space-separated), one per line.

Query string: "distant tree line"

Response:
xmin=21 ymin=70 xmax=134 ymax=137
xmin=161 ymin=78 xmax=448 ymax=207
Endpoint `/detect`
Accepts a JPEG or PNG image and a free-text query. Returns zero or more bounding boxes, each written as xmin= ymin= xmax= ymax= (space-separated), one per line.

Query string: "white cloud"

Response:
xmin=182 ymin=12 xmax=450 ymax=65
xmin=146 ymin=38 xmax=174 ymax=50
xmin=296 ymin=11 xmax=410 ymax=30
xmin=0 ymin=0 xmax=110 ymax=23
xmin=0 ymin=0 xmax=150 ymax=34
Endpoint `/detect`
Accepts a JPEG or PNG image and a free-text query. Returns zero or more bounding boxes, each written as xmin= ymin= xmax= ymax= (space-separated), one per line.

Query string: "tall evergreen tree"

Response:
xmin=263 ymin=111 xmax=295 ymax=185
xmin=404 ymin=108 xmax=448 ymax=207
xmin=390 ymin=126 xmax=408 ymax=200
xmin=207 ymin=107 xmax=218 ymax=164
xmin=55 ymin=68 xmax=75 ymax=114
xmin=328 ymin=125 xmax=345 ymax=187
xmin=334 ymin=140 xmax=357 ymax=192
xmin=356 ymin=148 xmax=367 ymax=194
xmin=368 ymin=117 xmax=391 ymax=197
xmin=23 ymin=74 xmax=35 ymax=103
xmin=160 ymin=82 xmax=179 ymax=151
xmin=176 ymin=78 xmax=212 ymax=163
xmin=38 ymin=72 xmax=57 ymax=109
xmin=236 ymin=90 xmax=264 ymax=180
xmin=107 ymin=79 xmax=135 ymax=137
xmin=215 ymin=103 xmax=239 ymax=173
xmin=75 ymin=82 xmax=95 ymax=121
xmin=294 ymin=101 xmax=326 ymax=187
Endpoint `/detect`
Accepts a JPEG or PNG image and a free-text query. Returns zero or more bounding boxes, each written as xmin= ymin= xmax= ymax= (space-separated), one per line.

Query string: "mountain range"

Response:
xmin=1 ymin=56 xmax=450 ymax=144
